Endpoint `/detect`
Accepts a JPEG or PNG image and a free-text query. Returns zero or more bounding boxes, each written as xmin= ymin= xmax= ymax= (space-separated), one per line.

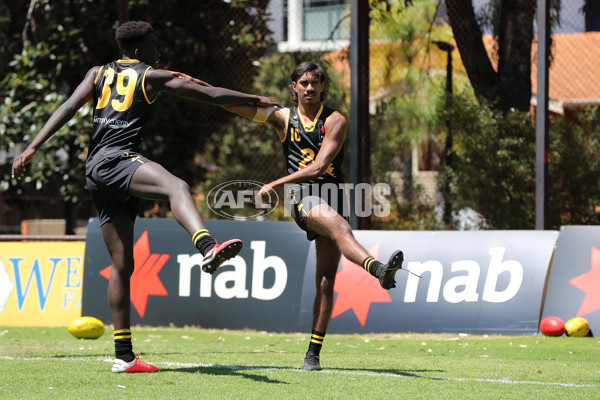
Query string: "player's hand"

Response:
xmin=255 ymin=96 xmax=281 ymax=108
xmin=167 ymin=70 xmax=213 ymax=87
xmin=258 ymin=184 xmax=275 ymax=198
xmin=11 ymin=147 xmax=36 ymax=180
xmin=244 ymin=184 xmax=276 ymax=211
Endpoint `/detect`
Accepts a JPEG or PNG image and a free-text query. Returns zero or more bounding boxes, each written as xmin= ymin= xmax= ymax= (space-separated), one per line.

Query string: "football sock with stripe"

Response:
xmin=193 ymin=229 xmax=216 ymax=256
xmin=307 ymin=330 xmax=326 ymax=356
xmin=362 ymin=256 xmax=384 ymax=277
xmin=114 ymin=329 xmax=135 ymax=362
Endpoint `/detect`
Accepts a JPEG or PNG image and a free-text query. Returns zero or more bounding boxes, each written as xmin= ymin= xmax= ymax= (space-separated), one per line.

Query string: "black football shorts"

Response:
xmin=86 ymin=151 xmax=150 ymax=226
xmin=288 ymin=183 xmax=350 ymax=241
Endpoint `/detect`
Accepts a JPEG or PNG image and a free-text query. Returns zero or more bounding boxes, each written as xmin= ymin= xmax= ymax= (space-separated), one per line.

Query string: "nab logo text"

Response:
xmin=404 ymin=247 xmax=523 ymax=303
xmin=177 ymin=241 xmax=287 ymax=300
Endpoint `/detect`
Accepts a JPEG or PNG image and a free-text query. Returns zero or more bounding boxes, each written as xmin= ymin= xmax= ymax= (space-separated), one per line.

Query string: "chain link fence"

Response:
xmin=1 ymin=0 xmax=599 ymax=233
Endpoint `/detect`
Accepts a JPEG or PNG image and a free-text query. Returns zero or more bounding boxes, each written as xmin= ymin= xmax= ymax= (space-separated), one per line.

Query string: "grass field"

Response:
xmin=1 ymin=326 xmax=598 ymax=399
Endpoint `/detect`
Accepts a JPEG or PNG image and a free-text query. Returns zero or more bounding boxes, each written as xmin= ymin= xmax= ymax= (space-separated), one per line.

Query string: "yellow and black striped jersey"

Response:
xmin=87 ymin=59 xmax=156 ymax=173
xmin=281 ymin=105 xmax=345 ymax=185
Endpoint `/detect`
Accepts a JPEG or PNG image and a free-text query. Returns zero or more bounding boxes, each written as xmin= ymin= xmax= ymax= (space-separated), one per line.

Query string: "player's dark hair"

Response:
xmin=290 ymin=62 xmax=328 ymax=104
xmin=115 ymin=21 xmax=153 ymax=52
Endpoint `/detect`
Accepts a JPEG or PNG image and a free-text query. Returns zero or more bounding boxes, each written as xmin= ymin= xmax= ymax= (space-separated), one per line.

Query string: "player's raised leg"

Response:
xmin=128 ymin=161 xmax=242 ymax=273
xmin=307 ymin=204 xmax=405 ymax=289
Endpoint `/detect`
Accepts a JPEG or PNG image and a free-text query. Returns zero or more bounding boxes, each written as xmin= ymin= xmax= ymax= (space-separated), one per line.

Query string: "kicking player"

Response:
xmin=11 ymin=21 xmax=279 ymax=373
xmin=174 ymin=62 xmax=404 ymax=371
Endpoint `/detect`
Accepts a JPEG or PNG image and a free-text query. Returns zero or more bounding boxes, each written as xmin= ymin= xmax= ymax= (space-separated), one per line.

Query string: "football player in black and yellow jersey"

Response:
xmin=11 ymin=21 xmax=279 ymax=373
xmin=176 ymin=62 xmax=405 ymax=371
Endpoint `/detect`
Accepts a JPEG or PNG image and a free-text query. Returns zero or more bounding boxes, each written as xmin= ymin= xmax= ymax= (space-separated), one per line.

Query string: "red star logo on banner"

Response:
xmin=331 ymin=242 xmax=392 ymax=326
xmin=569 ymin=246 xmax=600 ymax=317
xmin=99 ymin=230 xmax=169 ymax=318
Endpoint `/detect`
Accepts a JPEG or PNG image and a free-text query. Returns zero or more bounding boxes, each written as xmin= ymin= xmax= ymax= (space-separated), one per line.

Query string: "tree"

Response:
xmin=547 ymin=107 xmax=600 ymax=228
xmin=446 ymin=0 xmax=536 ymax=112
xmin=0 ymin=0 xmax=116 ymax=232
xmin=447 ymin=90 xmax=536 ymax=229
xmin=446 ymin=0 xmax=599 ymax=113
xmin=583 ymin=0 xmax=600 ymax=31
xmin=0 ymin=0 xmax=272 ymax=230
xmin=368 ymin=0 xmax=460 ymax=229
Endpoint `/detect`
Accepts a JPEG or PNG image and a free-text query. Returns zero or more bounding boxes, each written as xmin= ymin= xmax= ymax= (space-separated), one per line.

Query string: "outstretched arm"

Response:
xmin=168 ymin=70 xmax=286 ymax=132
xmin=222 ymin=103 xmax=287 ymax=134
xmin=168 ymin=71 xmax=346 ymax=197
xmin=11 ymin=66 xmax=98 ymax=179
xmin=146 ymin=69 xmax=280 ymax=107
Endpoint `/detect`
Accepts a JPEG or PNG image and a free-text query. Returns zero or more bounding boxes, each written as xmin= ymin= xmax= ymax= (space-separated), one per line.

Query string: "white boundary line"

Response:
xmin=1 ymin=356 xmax=599 ymax=388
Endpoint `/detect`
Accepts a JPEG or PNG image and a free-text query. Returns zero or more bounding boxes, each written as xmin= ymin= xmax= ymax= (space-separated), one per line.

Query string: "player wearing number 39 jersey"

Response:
xmin=11 ymin=20 xmax=279 ymax=373
xmin=87 ymin=60 xmax=155 ymax=170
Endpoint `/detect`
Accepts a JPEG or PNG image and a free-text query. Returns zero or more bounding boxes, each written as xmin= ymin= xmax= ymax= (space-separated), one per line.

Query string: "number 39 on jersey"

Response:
xmin=96 ymin=66 xmax=139 ymax=112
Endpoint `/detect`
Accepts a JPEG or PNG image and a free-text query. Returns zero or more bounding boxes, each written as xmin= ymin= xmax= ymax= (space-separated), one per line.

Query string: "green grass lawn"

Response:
xmin=1 ymin=326 xmax=598 ymax=399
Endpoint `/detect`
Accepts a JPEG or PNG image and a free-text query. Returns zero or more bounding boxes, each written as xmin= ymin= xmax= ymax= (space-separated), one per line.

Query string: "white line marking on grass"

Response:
xmin=319 ymin=370 xmax=600 ymax=388
xmin=2 ymin=356 xmax=598 ymax=388
xmin=1 ymin=356 xmax=113 ymax=362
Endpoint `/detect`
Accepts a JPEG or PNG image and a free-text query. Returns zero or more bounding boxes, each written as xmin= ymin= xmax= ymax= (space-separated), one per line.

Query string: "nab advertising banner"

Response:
xmin=301 ymin=230 xmax=558 ymax=334
xmin=82 ymin=219 xmax=311 ymax=332
xmin=82 ymin=219 xmax=558 ymax=335
xmin=541 ymin=226 xmax=600 ymax=336
xmin=0 ymin=242 xmax=85 ymax=327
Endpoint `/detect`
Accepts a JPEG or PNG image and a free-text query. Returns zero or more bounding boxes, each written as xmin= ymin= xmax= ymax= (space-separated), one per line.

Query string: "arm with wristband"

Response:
xmin=168 ymin=70 xmax=284 ymax=125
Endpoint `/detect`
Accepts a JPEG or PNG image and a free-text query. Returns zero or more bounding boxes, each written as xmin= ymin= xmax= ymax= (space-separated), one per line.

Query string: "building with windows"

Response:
xmin=267 ymin=0 xmax=350 ymax=52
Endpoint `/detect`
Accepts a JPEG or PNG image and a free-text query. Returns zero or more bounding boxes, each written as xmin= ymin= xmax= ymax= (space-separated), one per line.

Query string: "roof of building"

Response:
xmin=324 ymin=32 xmax=600 ymax=114
xmin=531 ymin=31 xmax=600 ymax=110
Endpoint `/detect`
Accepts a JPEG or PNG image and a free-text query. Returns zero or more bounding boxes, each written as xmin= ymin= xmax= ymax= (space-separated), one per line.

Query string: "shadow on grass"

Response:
xmin=158 ymin=364 xmax=289 ymax=384
xmin=324 ymin=366 xmax=446 ymax=379
xmin=159 ymin=361 xmax=443 ymax=382
xmin=42 ymin=353 xmax=443 ymax=382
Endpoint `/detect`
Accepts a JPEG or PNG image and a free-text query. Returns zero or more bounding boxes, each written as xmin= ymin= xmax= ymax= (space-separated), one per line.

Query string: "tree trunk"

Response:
xmin=583 ymin=0 xmax=600 ymax=31
xmin=497 ymin=0 xmax=536 ymax=112
xmin=446 ymin=0 xmax=536 ymax=113
xmin=446 ymin=0 xmax=498 ymax=103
